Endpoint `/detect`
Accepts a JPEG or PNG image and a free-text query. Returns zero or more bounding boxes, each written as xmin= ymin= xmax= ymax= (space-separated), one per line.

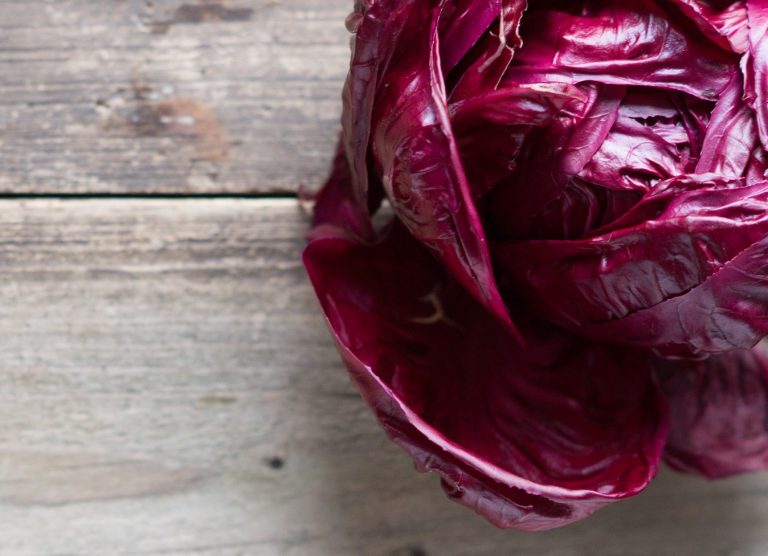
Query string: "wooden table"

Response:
xmin=2 ymin=1 xmax=767 ymax=554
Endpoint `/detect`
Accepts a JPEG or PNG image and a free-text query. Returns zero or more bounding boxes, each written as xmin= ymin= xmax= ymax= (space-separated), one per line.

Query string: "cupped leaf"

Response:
xmin=304 ymin=224 xmax=667 ymax=530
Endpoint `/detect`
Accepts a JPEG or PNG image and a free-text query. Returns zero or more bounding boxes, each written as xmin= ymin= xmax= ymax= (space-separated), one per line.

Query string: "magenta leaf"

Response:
xmin=304 ymin=225 xmax=667 ymax=530
xmin=656 ymin=343 xmax=768 ymax=478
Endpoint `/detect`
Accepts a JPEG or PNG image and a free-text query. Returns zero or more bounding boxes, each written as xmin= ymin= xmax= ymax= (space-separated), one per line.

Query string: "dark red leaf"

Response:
xmin=497 ymin=176 xmax=768 ymax=355
xmin=656 ymin=344 xmax=768 ymax=478
xmin=304 ymin=225 xmax=667 ymax=530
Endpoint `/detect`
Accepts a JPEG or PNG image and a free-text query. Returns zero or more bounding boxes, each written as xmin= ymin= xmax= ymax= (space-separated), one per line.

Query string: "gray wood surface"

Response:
xmin=0 ymin=198 xmax=766 ymax=555
xmin=0 ymin=0 xmax=348 ymax=194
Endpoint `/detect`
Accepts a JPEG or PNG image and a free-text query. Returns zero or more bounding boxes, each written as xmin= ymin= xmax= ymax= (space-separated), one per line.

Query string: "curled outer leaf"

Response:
xmin=304 ymin=225 xmax=667 ymax=531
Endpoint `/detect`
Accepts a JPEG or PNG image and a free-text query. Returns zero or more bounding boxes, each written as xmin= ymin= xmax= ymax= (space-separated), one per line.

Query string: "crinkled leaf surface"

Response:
xmin=496 ymin=175 xmax=768 ymax=355
xmin=504 ymin=0 xmax=735 ymax=98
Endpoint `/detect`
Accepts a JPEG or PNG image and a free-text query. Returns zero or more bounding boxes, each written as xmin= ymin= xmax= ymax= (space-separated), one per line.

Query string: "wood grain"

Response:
xmin=0 ymin=198 xmax=766 ymax=555
xmin=0 ymin=0 xmax=348 ymax=194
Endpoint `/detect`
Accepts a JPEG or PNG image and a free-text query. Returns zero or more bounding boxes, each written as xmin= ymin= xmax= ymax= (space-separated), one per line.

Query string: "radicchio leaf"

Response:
xmin=504 ymin=0 xmax=735 ymax=99
xmin=656 ymin=343 xmax=768 ymax=478
xmin=496 ymin=176 xmax=768 ymax=355
xmin=366 ymin=0 xmax=517 ymax=334
xmin=304 ymin=224 xmax=667 ymax=531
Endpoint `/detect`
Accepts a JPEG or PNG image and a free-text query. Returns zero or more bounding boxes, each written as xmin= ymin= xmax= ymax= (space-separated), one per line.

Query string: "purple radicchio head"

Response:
xmin=304 ymin=0 xmax=768 ymax=530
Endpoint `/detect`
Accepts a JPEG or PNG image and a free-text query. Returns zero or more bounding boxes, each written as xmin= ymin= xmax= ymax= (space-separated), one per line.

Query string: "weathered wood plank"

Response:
xmin=0 ymin=0 xmax=348 ymax=194
xmin=0 ymin=198 xmax=766 ymax=554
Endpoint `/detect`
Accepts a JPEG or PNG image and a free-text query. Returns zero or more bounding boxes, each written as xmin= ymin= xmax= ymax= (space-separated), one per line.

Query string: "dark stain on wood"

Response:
xmin=175 ymin=4 xmax=254 ymax=23
xmin=198 ymin=394 xmax=238 ymax=406
xmin=148 ymin=21 xmax=172 ymax=34
xmin=265 ymin=456 xmax=285 ymax=470
xmin=106 ymin=81 xmax=231 ymax=163
xmin=387 ymin=547 xmax=428 ymax=556
xmin=148 ymin=2 xmax=254 ymax=33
